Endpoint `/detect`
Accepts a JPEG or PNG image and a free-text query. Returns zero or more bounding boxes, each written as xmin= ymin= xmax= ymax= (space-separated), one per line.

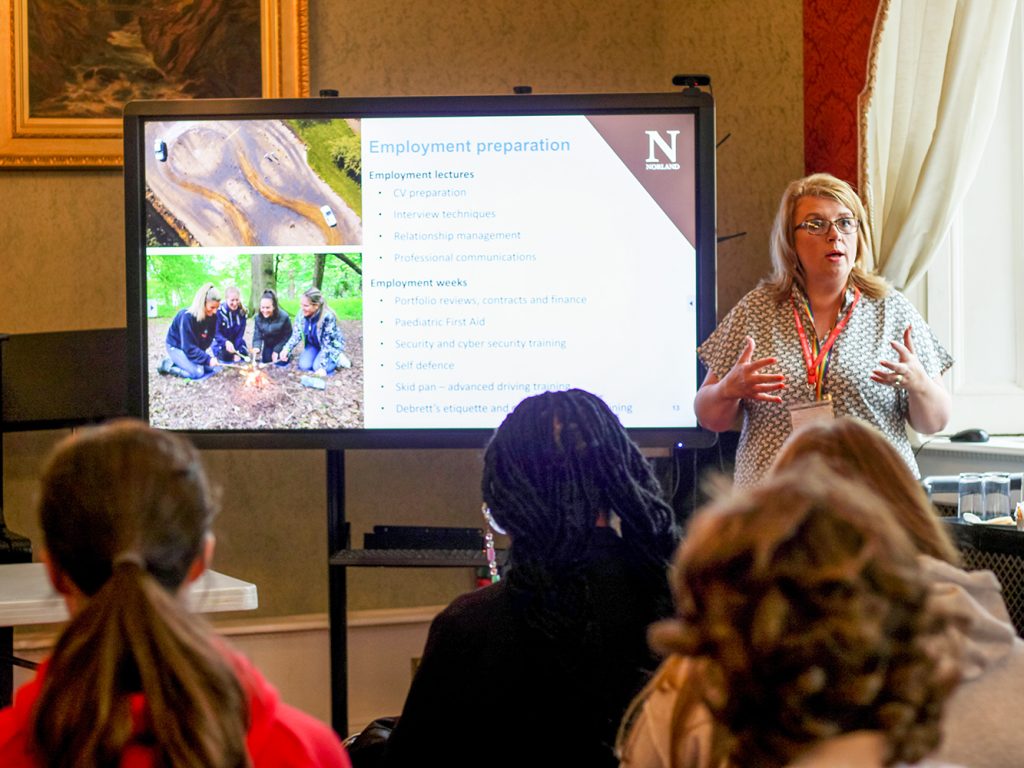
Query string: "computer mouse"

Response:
xmin=950 ymin=428 xmax=990 ymax=443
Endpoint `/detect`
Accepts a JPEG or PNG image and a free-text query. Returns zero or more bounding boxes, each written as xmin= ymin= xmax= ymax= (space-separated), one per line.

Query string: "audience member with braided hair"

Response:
xmin=0 ymin=420 xmax=350 ymax=768
xmin=385 ymin=389 xmax=678 ymax=768
xmin=637 ymin=463 xmax=962 ymax=768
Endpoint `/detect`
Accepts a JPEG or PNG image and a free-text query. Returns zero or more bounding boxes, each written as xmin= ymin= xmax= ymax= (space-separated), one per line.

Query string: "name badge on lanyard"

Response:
xmin=789 ymin=397 xmax=835 ymax=430
xmin=787 ymin=288 xmax=861 ymax=431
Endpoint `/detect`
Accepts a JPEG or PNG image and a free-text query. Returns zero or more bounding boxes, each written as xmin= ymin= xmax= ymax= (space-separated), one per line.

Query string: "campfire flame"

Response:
xmin=243 ymin=365 xmax=269 ymax=388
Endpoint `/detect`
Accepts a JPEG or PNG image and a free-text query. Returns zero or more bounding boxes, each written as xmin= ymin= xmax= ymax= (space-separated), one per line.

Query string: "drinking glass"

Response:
xmin=958 ymin=473 xmax=984 ymax=519
xmin=1009 ymin=472 xmax=1023 ymax=508
xmin=922 ymin=475 xmax=960 ymax=516
xmin=982 ymin=472 xmax=1011 ymax=520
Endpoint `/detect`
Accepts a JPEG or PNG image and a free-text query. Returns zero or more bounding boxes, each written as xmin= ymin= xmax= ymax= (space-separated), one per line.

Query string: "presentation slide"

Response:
xmin=362 ymin=114 xmax=697 ymax=428
xmin=142 ymin=111 xmax=699 ymax=432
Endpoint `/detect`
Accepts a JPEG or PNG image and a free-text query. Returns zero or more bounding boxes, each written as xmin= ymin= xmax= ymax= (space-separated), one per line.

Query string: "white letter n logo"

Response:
xmin=645 ymin=130 xmax=679 ymax=163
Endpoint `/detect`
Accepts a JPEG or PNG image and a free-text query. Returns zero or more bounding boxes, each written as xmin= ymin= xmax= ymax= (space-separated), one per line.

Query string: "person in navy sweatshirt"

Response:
xmin=158 ymin=283 xmax=222 ymax=379
xmin=212 ymin=285 xmax=249 ymax=363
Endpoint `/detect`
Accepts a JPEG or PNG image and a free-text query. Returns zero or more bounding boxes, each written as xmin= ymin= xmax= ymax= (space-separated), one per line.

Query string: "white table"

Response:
xmin=0 ymin=563 xmax=258 ymax=626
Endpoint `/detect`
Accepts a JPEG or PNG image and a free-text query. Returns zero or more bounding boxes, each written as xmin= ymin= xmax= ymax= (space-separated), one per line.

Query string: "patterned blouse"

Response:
xmin=698 ymin=284 xmax=954 ymax=487
xmin=282 ymin=307 xmax=347 ymax=369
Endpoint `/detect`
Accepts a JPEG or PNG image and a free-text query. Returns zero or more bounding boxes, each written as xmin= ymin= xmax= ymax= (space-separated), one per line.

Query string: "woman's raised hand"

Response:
xmin=871 ymin=325 xmax=928 ymax=393
xmin=721 ymin=336 xmax=785 ymax=403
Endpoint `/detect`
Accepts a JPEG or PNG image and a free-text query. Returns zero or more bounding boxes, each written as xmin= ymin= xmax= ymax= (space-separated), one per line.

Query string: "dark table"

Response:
xmin=944 ymin=518 xmax=1024 ymax=636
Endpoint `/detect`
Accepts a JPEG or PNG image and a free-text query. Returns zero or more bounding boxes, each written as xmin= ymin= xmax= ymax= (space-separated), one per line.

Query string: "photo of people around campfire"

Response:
xmin=147 ymin=252 xmax=363 ymax=430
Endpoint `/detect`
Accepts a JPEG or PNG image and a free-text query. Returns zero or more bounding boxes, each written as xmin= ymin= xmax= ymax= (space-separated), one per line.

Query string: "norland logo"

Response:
xmin=645 ymin=130 xmax=681 ymax=170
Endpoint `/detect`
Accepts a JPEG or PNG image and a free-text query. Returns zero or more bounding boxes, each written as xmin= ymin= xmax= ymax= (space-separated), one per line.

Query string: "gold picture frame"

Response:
xmin=0 ymin=0 xmax=309 ymax=168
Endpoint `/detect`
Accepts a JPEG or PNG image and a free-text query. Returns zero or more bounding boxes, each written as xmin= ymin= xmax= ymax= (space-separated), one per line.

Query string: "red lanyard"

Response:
xmin=791 ymin=287 xmax=861 ymax=393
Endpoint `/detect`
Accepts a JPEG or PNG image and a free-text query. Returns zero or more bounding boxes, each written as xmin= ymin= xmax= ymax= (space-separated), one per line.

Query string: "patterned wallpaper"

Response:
xmin=1 ymin=2 xmax=885 ymax=329
xmin=2 ymin=0 xmax=807 ymax=617
xmin=0 ymin=0 xmax=805 ymax=335
xmin=0 ymin=171 xmax=127 ymax=333
xmin=803 ymin=0 xmax=881 ymax=185
xmin=309 ymin=0 xmax=663 ymax=97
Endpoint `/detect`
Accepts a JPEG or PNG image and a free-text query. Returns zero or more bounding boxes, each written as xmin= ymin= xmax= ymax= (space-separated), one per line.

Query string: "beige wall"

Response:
xmin=2 ymin=0 xmax=803 ymax=616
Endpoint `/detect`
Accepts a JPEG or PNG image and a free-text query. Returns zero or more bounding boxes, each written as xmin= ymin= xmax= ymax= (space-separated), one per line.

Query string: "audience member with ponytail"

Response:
xmin=385 ymin=389 xmax=678 ymax=768
xmin=0 ymin=419 xmax=350 ymax=768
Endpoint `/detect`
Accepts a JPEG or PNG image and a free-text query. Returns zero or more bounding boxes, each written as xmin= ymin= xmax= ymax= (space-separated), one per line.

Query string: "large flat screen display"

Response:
xmin=124 ymin=92 xmax=717 ymax=448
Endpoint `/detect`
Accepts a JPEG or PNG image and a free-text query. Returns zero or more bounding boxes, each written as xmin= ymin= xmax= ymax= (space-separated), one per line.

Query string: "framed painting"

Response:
xmin=0 ymin=0 xmax=309 ymax=168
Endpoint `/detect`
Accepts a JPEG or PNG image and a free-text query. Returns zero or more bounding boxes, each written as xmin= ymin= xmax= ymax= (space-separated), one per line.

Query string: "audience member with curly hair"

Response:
xmin=385 ymin=389 xmax=678 ymax=768
xmin=618 ymin=417 xmax=974 ymax=768
xmin=772 ymin=417 xmax=1024 ymax=768
xmin=623 ymin=462 xmax=963 ymax=768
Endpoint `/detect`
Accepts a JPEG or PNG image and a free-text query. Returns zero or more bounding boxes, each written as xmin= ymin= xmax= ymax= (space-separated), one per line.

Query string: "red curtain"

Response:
xmin=803 ymin=0 xmax=881 ymax=185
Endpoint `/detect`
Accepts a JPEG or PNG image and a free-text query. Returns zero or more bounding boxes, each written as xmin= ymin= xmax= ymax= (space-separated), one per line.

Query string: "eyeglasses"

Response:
xmin=795 ymin=217 xmax=860 ymax=236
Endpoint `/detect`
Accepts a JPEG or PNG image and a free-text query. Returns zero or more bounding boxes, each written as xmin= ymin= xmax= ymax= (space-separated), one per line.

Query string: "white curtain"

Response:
xmin=859 ymin=0 xmax=1019 ymax=290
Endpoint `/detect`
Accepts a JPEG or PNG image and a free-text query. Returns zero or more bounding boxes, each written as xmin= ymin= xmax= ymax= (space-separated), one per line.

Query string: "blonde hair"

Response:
xmin=773 ymin=417 xmax=959 ymax=564
xmin=762 ymin=173 xmax=888 ymax=303
xmin=303 ymin=286 xmax=334 ymax=339
xmin=223 ymin=284 xmax=247 ymax=317
xmin=649 ymin=462 xmax=960 ymax=768
xmin=187 ymin=282 xmax=221 ymax=323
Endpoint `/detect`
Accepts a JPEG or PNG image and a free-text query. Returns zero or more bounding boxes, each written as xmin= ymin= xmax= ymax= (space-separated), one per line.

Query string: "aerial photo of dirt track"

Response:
xmin=146 ymin=119 xmax=362 ymax=247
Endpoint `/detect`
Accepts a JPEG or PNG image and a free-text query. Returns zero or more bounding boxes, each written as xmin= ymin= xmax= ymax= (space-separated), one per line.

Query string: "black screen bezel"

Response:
xmin=124 ymin=91 xmax=718 ymax=450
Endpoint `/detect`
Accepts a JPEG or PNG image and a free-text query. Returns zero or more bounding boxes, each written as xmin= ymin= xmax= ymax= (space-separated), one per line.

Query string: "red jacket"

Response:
xmin=0 ymin=650 xmax=350 ymax=767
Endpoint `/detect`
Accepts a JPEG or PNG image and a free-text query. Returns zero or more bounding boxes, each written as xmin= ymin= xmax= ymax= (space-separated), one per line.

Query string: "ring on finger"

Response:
xmin=895 ymin=373 xmax=904 ymax=387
